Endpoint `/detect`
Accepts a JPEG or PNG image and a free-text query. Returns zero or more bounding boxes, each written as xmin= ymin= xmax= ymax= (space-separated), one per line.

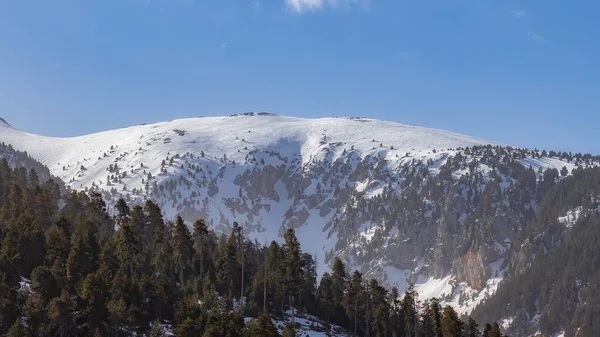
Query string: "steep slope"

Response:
xmin=472 ymin=166 xmax=600 ymax=337
xmin=0 ymin=113 xmax=596 ymax=315
xmin=0 ymin=139 xmax=64 ymax=190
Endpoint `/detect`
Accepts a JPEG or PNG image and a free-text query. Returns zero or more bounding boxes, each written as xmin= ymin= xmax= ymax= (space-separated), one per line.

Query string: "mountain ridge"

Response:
xmin=1 ymin=113 xmax=596 ymax=325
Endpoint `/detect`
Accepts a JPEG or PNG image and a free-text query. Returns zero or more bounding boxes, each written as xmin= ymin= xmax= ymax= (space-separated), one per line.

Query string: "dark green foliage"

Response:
xmin=0 ymin=161 xmax=500 ymax=337
xmin=0 ymin=272 xmax=20 ymax=333
xmin=245 ymin=314 xmax=281 ymax=337
xmin=421 ymin=299 xmax=443 ymax=337
xmin=466 ymin=317 xmax=480 ymax=337
xmin=172 ymin=216 xmax=194 ymax=287
xmin=441 ymin=306 xmax=463 ymax=337
xmin=283 ymin=228 xmax=304 ymax=312
xmin=149 ymin=320 xmax=167 ymax=337
xmin=473 ymin=167 xmax=600 ymax=337
xmin=6 ymin=320 xmax=28 ymax=337
xmin=282 ymin=323 xmax=296 ymax=337
xmin=485 ymin=323 xmax=502 ymax=337
xmin=402 ymin=286 xmax=418 ymax=337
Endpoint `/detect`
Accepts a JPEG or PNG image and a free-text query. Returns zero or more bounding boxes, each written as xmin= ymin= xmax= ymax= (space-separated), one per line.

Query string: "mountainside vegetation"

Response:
xmin=3 ymin=116 xmax=600 ymax=336
xmin=0 ymin=158 xmax=504 ymax=336
xmin=473 ymin=167 xmax=600 ymax=337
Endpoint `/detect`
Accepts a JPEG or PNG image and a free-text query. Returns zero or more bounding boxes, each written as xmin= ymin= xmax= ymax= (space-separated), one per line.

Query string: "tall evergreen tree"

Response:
xmin=172 ymin=216 xmax=193 ymax=287
xmin=0 ymin=272 xmax=19 ymax=334
xmin=245 ymin=314 xmax=281 ymax=337
xmin=441 ymin=306 xmax=463 ymax=337
xmin=402 ymin=286 xmax=418 ymax=337
xmin=466 ymin=317 xmax=480 ymax=337
xmin=283 ymin=228 xmax=304 ymax=309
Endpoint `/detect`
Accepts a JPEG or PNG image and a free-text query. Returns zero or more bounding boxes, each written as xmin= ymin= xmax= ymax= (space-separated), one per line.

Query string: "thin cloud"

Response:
xmin=286 ymin=0 xmax=325 ymax=12
xmin=285 ymin=0 xmax=363 ymax=13
xmin=510 ymin=10 xmax=526 ymax=17
xmin=221 ymin=42 xmax=229 ymax=49
xmin=529 ymin=31 xmax=546 ymax=43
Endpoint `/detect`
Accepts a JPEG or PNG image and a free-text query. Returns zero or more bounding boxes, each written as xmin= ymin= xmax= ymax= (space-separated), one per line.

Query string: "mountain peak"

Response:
xmin=0 ymin=118 xmax=11 ymax=128
xmin=229 ymin=112 xmax=279 ymax=117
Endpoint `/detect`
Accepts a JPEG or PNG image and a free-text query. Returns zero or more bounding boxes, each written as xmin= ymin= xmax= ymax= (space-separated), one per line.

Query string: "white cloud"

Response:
xmin=285 ymin=0 xmax=362 ymax=13
xmin=510 ymin=10 xmax=526 ymax=17
xmin=528 ymin=31 xmax=546 ymax=43
xmin=286 ymin=0 xmax=325 ymax=12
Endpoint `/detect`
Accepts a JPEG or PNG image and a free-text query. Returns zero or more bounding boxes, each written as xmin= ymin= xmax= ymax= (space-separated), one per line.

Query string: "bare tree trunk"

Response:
xmin=238 ymin=222 xmax=245 ymax=311
xmin=354 ymin=300 xmax=358 ymax=337
xmin=365 ymin=282 xmax=370 ymax=337
xmin=179 ymin=264 xmax=184 ymax=287
xmin=289 ymin=296 xmax=295 ymax=325
xmin=200 ymin=244 xmax=204 ymax=280
xmin=263 ymin=247 xmax=268 ymax=314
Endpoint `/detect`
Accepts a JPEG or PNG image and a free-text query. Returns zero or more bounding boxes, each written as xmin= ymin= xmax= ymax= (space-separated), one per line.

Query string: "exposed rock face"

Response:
xmin=453 ymin=249 xmax=488 ymax=290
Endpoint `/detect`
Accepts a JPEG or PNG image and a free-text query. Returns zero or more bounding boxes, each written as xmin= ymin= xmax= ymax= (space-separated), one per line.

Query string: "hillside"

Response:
xmin=473 ymin=167 xmax=600 ymax=336
xmin=1 ymin=113 xmax=597 ymax=320
xmin=0 ymin=159 xmax=500 ymax=336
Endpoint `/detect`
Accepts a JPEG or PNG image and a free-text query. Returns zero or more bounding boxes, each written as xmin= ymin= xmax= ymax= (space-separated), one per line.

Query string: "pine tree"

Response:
xmin=282 ymin=323 xmax=297 ymax=337
xmin=79 ymin=266 xmax=112 ymax=334
xmin=192 ymin=219 xmax=209 ymax=279
xmin=46 ymin=290 xmax=77 ymax=336
xmin=175 ymin=317 xmax=200 ymax=337
xmin=430 ymin=298 xmax=443 ymax=337
xmin=66 ymin=220 xmax=100 ymax=288
xmin=441 ymin=306 xmax=463 ymax=337
xmin=283 ymin=228 xmax=304 ymax=314
xmin=6 ymin=320 xmax=28 ymax=337
xmin=149 ymin=320 xmax=167 ymax=337
xmin=115 ymin=198 xmax=130 ymax=226
xmin=246 ymin=314 xmax=281 ymax=337
xmin=344 ymin=271 xmax=365 ymax=336
xmin=44 ymin=218 xmax=72 ymax=271
xmin=482 ymin=323 xmax=492 ymax=337
xmin=0 ymin=272 xmax=20 ymax=334
xmin=388 ymin=287 xmax=405 ymax=337
xmin=217 ymin=227 xmax=241 ymax=300
xmin=116 ymin=222 xmax=140 ymax=278
xmin=265 ymin=241 xmax=286 ymax=316
xmin=466 ymin=317 xmax=480 ymax=337
xmin=317 ymin=272 xmax=335 ymax=323
xmin=330 ymin=257 xmax=347 ymax=326
xmin=172 ymin=216 xmax=193 ymax=287
xmin=368 ymin=278 xmax=390 ymax=337
xmin=402 ymin=286 xmax=418 ymax=337
xmin=488 ymin=322 xmax=502 ymax=337
xmin=299 ymin=253 xmax=318 ymax=314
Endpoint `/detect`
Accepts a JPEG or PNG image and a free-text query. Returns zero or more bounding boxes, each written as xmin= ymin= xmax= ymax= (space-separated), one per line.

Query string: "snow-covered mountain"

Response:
xmin=0 ymin=113 xmax=593 ymax=315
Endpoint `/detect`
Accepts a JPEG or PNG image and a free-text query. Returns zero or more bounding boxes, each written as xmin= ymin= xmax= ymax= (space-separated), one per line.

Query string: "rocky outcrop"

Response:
xmin=453 ymin=249 xmax=488 ymax=290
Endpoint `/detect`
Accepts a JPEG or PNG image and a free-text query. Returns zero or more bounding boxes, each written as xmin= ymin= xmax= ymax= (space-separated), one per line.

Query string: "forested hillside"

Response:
xmin=0 ymin=142 xmax=64 ymax=192
xmin=3 ymin=115 xmax=600 ymax=336
xmin=473 ymin=167 xmax=600 ymax=336
xmin=2 ymin=115 xmax=599 ymax=316
xmin=0 ymin=159 xmax=503 ymax=336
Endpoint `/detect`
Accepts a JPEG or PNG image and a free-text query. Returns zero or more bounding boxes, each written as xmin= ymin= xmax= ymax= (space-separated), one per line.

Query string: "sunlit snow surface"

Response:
xmin=0 ymin=114 xmax=589 ymax=315
xmin=0 ymin=114 xmax=495 ymax=274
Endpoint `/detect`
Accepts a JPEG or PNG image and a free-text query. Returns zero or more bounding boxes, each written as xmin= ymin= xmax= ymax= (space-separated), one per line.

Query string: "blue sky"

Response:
xmin=0 ymin=0 xmax=598 ymax=153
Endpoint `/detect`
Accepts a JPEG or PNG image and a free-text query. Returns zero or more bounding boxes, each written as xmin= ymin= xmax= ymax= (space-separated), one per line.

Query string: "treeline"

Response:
xmin=0 ymin=159 xmax=504 ymax=336
xmin=473 ymin=167 xmax=600 ymax=337
xmin=0 ymin=142 xmax=65 ymax=192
